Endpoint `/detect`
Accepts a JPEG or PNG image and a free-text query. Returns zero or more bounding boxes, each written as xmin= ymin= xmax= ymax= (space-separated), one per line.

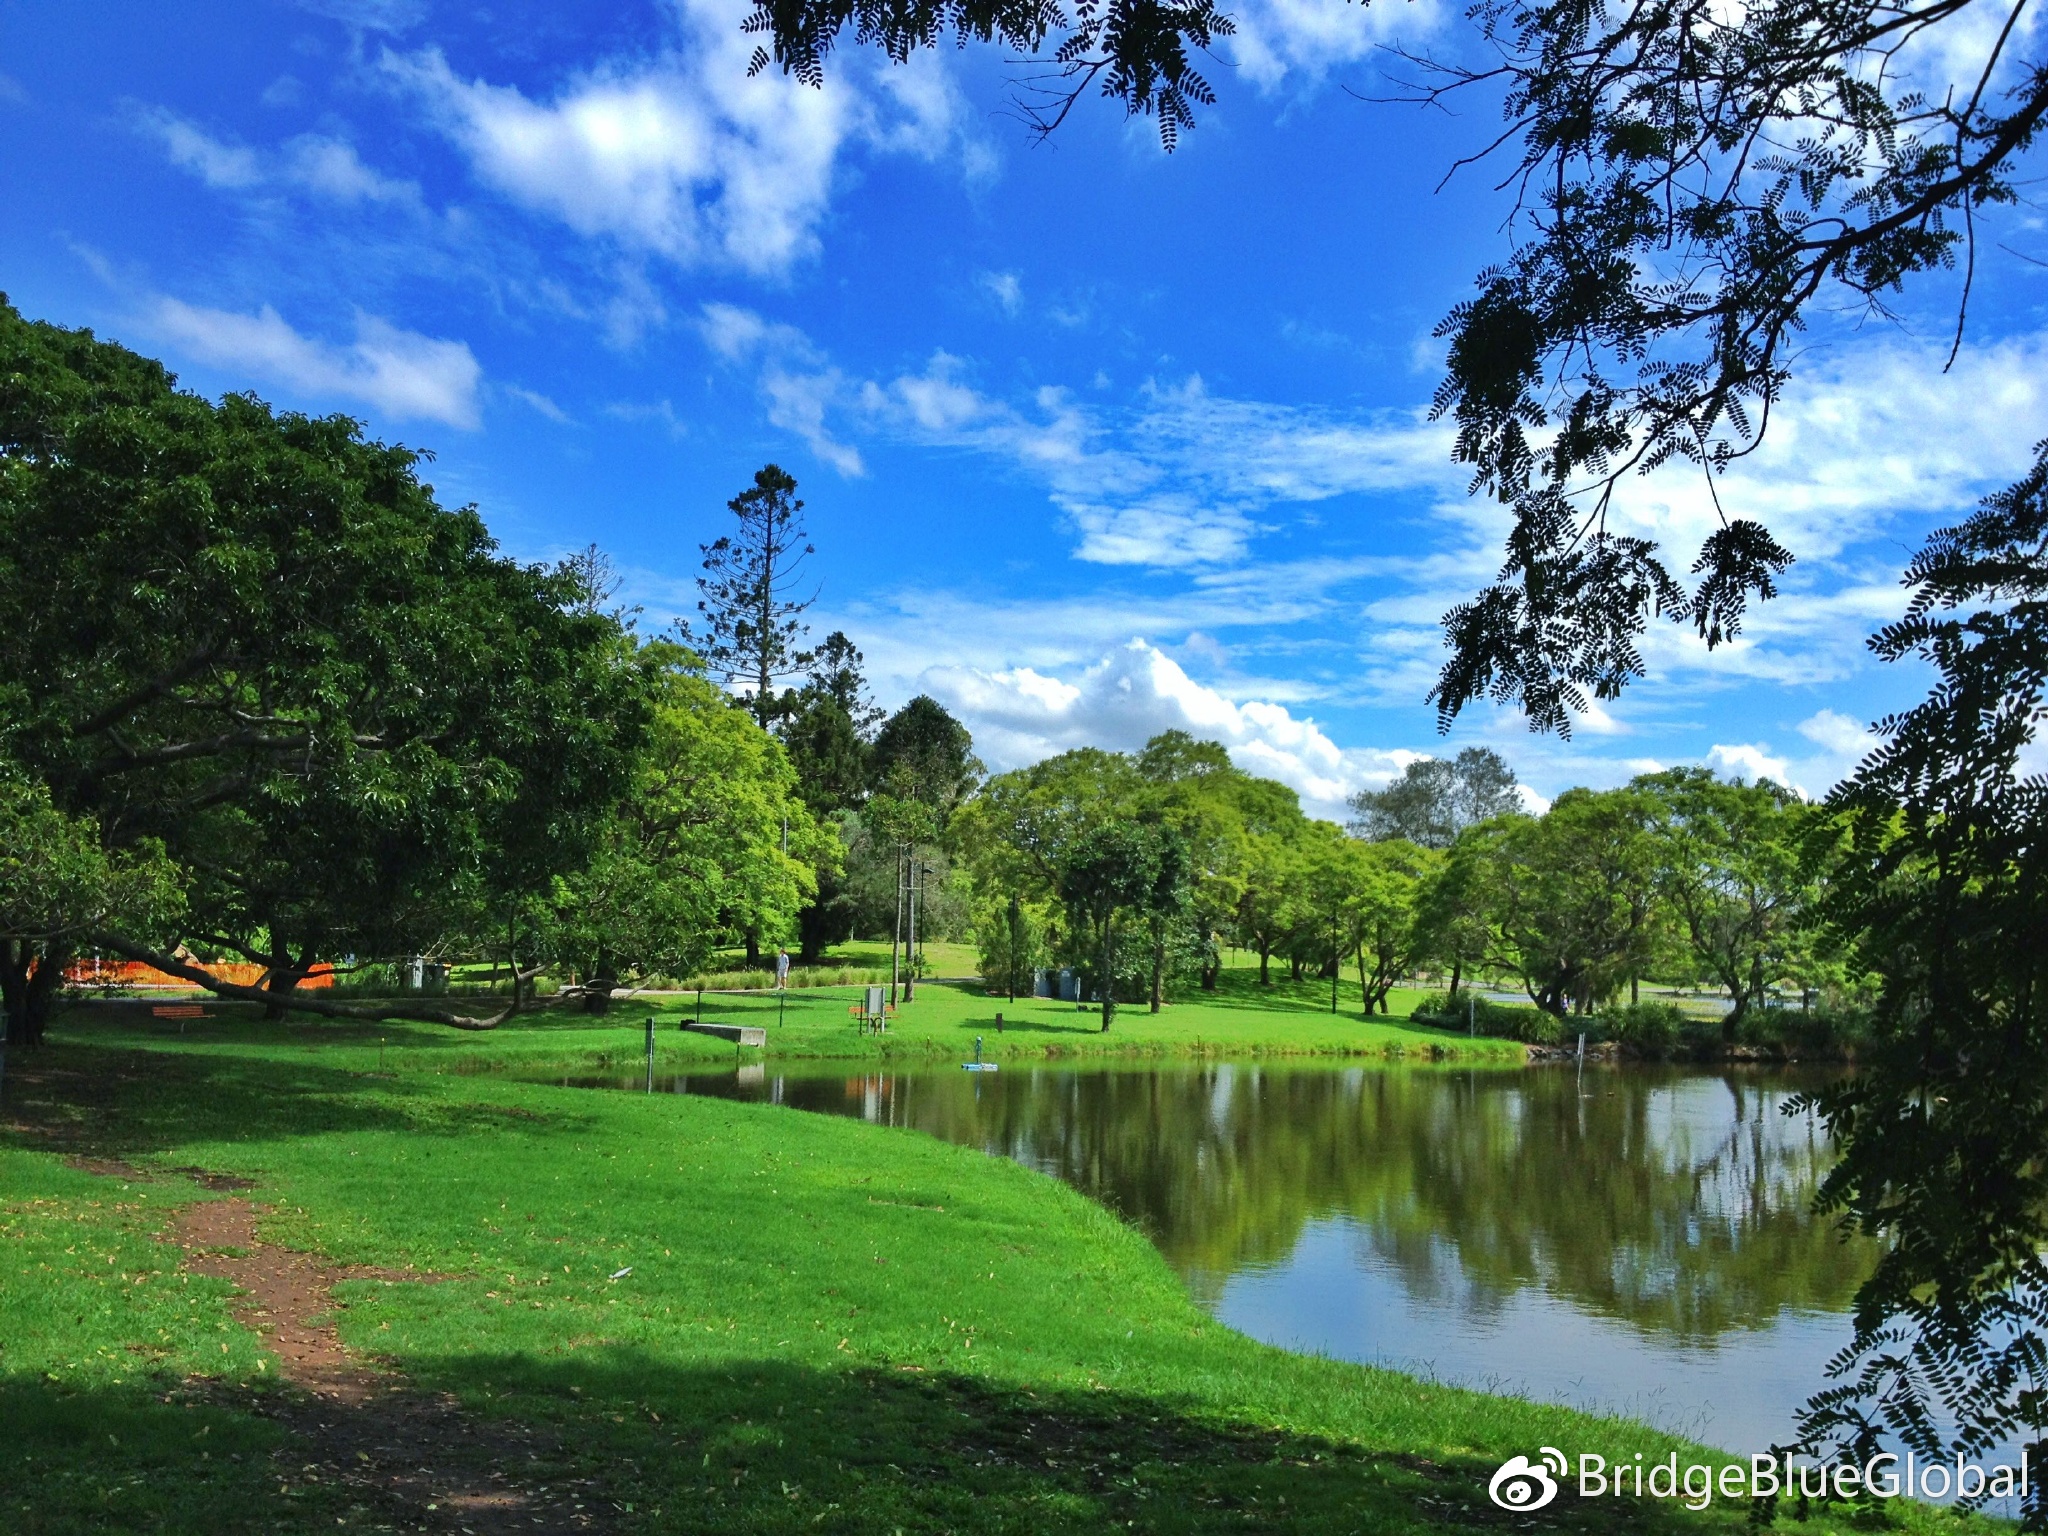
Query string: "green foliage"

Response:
xmin=1347 ymin=748 xmax=1520 ymax=849
xmin=678 ymin=463 xmax=815 ymax=729
xmin=973 ymin=892 xmax=1046 ymax=1000
xmin=869 ymin=695 xmax=980 ymax=814
xmin=1638 ymin=768 xmax=1814 ymax=1042
xmin=532 ymin=643 xmax=826 ymax=1002
xmin=0 ymin=295 xmax=641 ymax=1026
xmin=1409 ymin=990 xmax=1560 ymax=1044
xmin=1597 ymin=1001 xmax=1687 ymax=1053
xmin=1790 ymin=442 xmax=2048 ymax=1493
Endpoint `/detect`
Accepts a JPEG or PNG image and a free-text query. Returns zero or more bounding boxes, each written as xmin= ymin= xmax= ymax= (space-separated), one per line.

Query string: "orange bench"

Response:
xmin=151 ymin=1005 xmax=208 ymax=1019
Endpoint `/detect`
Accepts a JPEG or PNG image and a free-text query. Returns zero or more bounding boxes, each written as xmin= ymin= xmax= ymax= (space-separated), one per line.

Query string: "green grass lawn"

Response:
xmin=2 ymin=1027 xmax=1947 ymax=1535
xmin=48 ymin=965 xmax=1522 ymax=1086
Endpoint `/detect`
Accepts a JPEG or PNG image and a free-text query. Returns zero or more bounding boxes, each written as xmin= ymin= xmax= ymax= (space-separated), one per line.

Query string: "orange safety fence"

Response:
xmin=63 ymin=958 xmax=336 ymax=991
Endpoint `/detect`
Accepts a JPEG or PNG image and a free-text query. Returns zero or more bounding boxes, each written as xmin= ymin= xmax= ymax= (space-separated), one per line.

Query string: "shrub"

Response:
xmin=1599 ymin=1001 xmax=1687 ymax=1052
xmin=1409 ymin=990 xmax=1563 ymax=1044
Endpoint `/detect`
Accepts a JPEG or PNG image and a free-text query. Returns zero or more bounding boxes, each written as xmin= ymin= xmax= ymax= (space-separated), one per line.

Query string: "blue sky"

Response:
xmin=5 ymin=0 xmax=2046 ymax=816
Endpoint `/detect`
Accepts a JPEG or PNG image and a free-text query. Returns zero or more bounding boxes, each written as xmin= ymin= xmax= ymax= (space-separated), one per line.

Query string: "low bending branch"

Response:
xmin=85 ymin=931 xmax=533 ymax=1031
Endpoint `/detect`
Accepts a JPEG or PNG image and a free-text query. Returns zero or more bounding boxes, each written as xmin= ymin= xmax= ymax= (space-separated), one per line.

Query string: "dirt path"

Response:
xmin=169 ymin=1195 xmax=618 ymax=1535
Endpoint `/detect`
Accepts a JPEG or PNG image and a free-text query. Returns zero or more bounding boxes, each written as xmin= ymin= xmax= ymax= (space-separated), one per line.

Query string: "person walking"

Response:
xmin=774 ymin=947 xmax=790 ymax=991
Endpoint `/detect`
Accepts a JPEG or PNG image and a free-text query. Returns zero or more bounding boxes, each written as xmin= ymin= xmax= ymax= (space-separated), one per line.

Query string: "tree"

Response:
xmin=1638 ymin=768 xmax=1812 ymax=1041
xmin=534 ymin=643 xmax=824 ymax=1008
xmin=780 ymin=635 xmax=878 ymax=960
xmin=1348 ymin=747 xmax=1522 ymax=848
xmin=975 ymin=890 xmax=1046 ymax=1001
xmin=1413 ymin=823 xmax=1504 ymax=999
xmin=1054 ymin=821 xmax=1167 ymax=1030
xmin=681 ymin=464 xmax=815 ymax=728
xmin=1487 ymin=789 xmax=1662 ymax=1016
xmin=1348 ymin=840 xmax=1441 ymax=1015
xmin=0 ymin=779 xmax=184 ymax=1046
xmin=0 ymin=297 xmax=643 ymax=1031
xmin=869 ymin=695 xmax=980 ymax=814
xmin=1791 ymin=452 xmax=2048 ymax=1506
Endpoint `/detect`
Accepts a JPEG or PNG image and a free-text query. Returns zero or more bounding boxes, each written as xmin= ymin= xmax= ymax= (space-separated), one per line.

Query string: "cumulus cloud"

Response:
xmin=385 ymin=0 xmax=984 ymax=277
xmin=147 ymin=297 xmax=482 ymax=428
xmin=921 ymin=639 xmax=1420 ymax=818
xmin=1228 ymin=0 xmax=1447 ymax=93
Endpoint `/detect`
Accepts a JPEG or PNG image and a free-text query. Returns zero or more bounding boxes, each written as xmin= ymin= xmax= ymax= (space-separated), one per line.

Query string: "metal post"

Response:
xmin=1330 ymin=919 xmax=1339 ymax=1014
xmin=890 ymin=844 xmax=905 ymax=1006
xmin=906 ymin=856 xmax=919 ymax=1002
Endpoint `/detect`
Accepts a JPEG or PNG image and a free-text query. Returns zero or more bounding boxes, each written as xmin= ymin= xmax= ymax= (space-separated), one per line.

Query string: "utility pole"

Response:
xmin=904 ymin=855 xmax=920 ymax=1002
xmin=889 ymin=843 xmax=905 ymax=1006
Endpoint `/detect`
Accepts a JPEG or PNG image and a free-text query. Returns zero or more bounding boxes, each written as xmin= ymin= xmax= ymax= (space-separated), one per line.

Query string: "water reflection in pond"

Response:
xmin=576 ymin=1060 xmax=1874 ymax=1451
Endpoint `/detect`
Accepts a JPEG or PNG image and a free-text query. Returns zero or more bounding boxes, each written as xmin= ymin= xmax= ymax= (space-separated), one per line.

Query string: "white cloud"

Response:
xmin=138 ymin=108 xmax=262 ymax=188
xmin=921 ymin=639 xmax=1420 ymax=819
xmin=504 ymin=384 xmax=570 ymax=422
xmin=386 ymin=0 xmax=985 ymax=277
xmin=0 ymin=72 xmax=29 ymax=106
xmin=283 ymin=135 xmax=420 ymax=204
xmin=700 ymin=314 xmax=1457 ymax=564
xmin=1228 ymin=0 xmax=1446 ymax=92
xmin=147 ymin=297 xmax=482 ymax=428
xmin=979 ymin=270 xmax=1023 ymax=315
xmin=1797 ymin=708 xmax=1879 ymax=760
xmin=697 ymin=302 xmax=863 ymax=473
xmin=1705 ymin=742 xmax=1798 ymax=791
xmin=139 ymin=108 xmax=422 ymax=207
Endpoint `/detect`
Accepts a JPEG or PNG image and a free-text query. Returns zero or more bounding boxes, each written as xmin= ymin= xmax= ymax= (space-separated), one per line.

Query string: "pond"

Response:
xmin=564 ymin=1057 xmax=1872 ymax=1454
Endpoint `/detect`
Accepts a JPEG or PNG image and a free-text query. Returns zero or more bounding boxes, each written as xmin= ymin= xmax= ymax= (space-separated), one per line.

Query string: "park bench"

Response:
xmin=150 ymin=1004 xmax=208 ymax=1020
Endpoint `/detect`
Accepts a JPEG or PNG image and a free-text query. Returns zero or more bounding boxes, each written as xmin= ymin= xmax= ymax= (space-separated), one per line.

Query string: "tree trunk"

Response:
xmin=744 ymin=929 xmax=762 ymax=968
xmin=1149 ymin=924 xmax=1164 ymax=1013
xmin=1448 ymin=958 xmax=1463 ymax=1000
xmin=1 ymin=941 xmax=63 ymax=1049
xmin=1257 ymin=943 xmax=1271 ymax=986
xmin=1099 ymin=916 xmax=1115 ymax=1032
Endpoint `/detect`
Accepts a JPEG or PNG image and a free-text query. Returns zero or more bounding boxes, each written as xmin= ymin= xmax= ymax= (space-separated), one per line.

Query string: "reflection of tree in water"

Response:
xmin=782 ymin=1064 xmax=1875 ymax=1345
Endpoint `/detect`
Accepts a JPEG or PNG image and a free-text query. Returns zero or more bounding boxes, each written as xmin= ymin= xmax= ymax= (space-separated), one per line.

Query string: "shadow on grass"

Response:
xmin=0 ymin=1040 xmax=605 ymax=1161
xmin=0 ymin=1377 xmax=355 ymax=1536
xmin=387 ymin=1349 xmax=1764 ymax=1535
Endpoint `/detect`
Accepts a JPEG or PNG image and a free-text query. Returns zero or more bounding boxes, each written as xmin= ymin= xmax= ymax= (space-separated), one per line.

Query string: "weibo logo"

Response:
xmin=1489 ymin=1447 xmax=1567 ymax=1511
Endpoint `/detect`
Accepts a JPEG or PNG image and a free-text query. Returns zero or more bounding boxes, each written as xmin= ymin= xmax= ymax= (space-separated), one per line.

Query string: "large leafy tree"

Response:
xmin=0 ymin=297 xmax=642 ymax=1029
xmin=779 ymin=632 xmax=879 ymax=959
xmin=1348 ymin=747 xmax=1521 ymax=848
xmin=1638 ymin=767 xmax=1813 ymax=1041
xmin=1484 ymin=788 xmax=1663 ymax=1015
xmin=534 ymin=643 xmax=824 ymax=1007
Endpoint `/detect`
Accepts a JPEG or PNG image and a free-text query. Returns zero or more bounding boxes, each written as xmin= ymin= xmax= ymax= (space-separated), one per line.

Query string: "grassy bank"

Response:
xmin=3 ymin=1029 xmax=1941 ymax=1535
xmin=55 ymin=968 xmax=1523 ymax=1085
